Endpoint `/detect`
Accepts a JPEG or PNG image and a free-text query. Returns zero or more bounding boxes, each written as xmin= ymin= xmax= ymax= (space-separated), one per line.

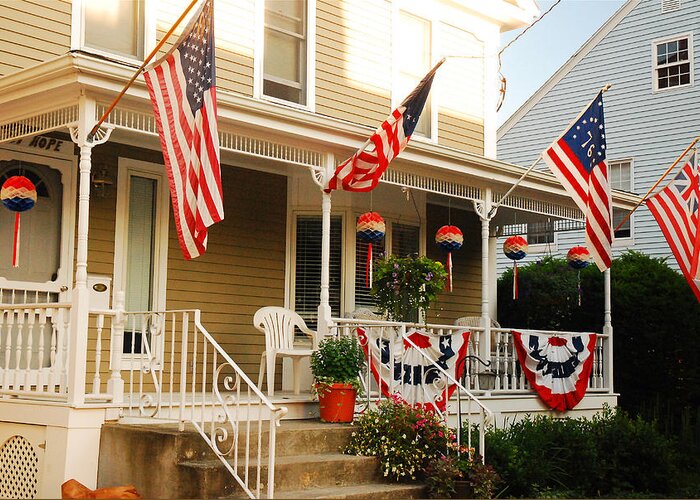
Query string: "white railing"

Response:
xmin=332 ymin=318 xmax=493 ymax=459
xmin=0 ymin=303 xmax=71 ymax=399
xmin=88 ymin=297 xmax=287 ymax=499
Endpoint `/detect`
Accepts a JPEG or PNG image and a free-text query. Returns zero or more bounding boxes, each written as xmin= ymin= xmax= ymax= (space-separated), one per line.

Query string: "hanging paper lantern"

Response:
xmin=435 ymin=225 xmax=463 ymax=292
xmin=356 ymin=212 xmax=385 ymax=288
xmin=567 ymin=246 xmax=592 ymax=269
xmin=567 ymin=246 xmax=591 ymax=306
xmin=1 ymin=176 xmax=37 ymax=268
xmin=503 ymin=235 xmax=528 ymax=300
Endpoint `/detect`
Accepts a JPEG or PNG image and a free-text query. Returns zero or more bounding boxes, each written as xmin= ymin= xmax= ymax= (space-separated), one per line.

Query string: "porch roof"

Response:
xmin=0 ymin=52 xmax=640 ymax=220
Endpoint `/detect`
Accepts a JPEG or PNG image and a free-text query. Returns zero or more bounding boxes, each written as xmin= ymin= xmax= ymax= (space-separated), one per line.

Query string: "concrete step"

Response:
xmin=254 ymin=483 xmax=426 ymax=499
xmin=180 ymin=453 xmax=382 ymax=498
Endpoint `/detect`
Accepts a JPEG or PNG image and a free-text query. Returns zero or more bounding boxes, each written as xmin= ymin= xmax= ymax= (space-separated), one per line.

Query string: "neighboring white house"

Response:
xmin=496 ymin=0 xmax=699 ymax=273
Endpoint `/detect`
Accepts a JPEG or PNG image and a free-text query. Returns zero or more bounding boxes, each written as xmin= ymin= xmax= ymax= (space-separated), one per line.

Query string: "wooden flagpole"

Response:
xmin=489 ymin=83 xmax=613 ymax=218
xmin=88 ymin=0 xmax=202 ymax=141
xmin=613 ymin=137 xmax=699 ymax=233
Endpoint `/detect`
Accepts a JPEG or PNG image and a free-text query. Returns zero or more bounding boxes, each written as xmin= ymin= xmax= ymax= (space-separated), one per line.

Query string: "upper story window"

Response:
xmin=609 ymin=159 xmax=633 ymax=239
xmin=82 ymin=0 xmax=146 ymax=60
xmin=653 ymin=35 xmax=693 ymax=91
xmin=396 ymin=11 xmax=432 ymax=138
xmin=263 ymin=0 xmax=308 ymax=105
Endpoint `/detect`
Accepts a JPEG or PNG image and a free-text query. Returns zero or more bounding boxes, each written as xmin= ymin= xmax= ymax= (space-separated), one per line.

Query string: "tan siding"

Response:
xmin=0 ymin=0 xmax=71 ymax=76
xmin=315 ymin=0 xmax=391 ymax=128
xmin=438 ymin=112 xmax=485 ymax=154
xmin=155 ymin=0 xmax=255 ymax=97
xmin=426 ymin=204 xmax=481 ymax=324
xmin=165 ymin=166 xmax=287 ymax=379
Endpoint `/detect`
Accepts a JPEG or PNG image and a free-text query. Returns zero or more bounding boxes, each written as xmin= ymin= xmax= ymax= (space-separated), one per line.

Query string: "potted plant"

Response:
xmin=311 ymin=335 xmax=365 ymax=422
xmin=371 ymin=254 xmax=448 ymax=322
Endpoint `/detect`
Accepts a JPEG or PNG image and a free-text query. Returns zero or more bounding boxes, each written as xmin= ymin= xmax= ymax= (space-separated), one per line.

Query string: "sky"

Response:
xmin=497 ymin=0 xmax=626 ymax=126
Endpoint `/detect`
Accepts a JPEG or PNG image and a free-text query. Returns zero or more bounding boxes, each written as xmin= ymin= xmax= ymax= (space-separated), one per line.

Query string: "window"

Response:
xmin=263 ymin=0 xmax=308 ymax=105
xmin=397 ymin=12 xmax=432 ymax=137
xmin=654 ymin=36 xmax=693 ymax=90
xmin=82 ymin=0 xmax=145 ymax=60
xmin=527 ymin=220 xmax=554 ymax=245
xmin=608 ymin=159 xmax=633 ymax=239
xmin=294 ymin=215 xmax=342 ymax=328
xmin=392 ymin=223 xmax=420 ymax=256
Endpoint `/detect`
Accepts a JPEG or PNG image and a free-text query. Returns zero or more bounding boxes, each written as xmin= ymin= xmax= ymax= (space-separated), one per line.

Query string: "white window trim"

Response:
xmin=651 ymin=32 xmax=694 ymax=93
xmin=608 ymin=157 xmax=634 ymax=246
xmin=113 ymin=158 xmax=170 ymax=367
xmin=0 ymin=145 xmax=76 ymax=301
xmin=254 ymin=0 xmax=317 ymax=111
xmin=70 ymin=0 xmax=156 ymax=65
xmin=391 ymin=4 xmax=439 ymax=144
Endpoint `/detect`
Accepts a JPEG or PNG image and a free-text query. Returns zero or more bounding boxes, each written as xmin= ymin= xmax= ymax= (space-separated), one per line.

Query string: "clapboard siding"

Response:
xmin=0 ymin=0 xmax=71 ymax=76
xmin=497 ymin=0 xmax=700 ymax=274
xmin=426 ymin=204 xmax=482 ymax=324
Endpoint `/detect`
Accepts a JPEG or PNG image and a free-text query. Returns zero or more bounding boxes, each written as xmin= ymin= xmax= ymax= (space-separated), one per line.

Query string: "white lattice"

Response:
xmin=0 ymin=435 xmax=39 ymax=499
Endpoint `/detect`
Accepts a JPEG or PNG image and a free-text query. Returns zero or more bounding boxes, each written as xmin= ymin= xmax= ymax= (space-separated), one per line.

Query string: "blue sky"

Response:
xmin=497 ymin=0 xmax=626 ymax=126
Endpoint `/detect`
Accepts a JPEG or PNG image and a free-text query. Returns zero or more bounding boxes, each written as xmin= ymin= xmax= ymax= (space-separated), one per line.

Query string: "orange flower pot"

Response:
xmin=317 ymin=383 xmax=357 ymax=423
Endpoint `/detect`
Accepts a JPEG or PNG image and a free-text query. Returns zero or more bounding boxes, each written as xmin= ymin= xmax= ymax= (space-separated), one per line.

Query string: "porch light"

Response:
xmin=91 ymin=165 xmax=113 ymax=197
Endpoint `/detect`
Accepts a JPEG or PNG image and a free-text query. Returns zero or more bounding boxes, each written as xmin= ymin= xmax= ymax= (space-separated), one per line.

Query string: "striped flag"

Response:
xmin=646 ymin=152 xmax=700 ymax=302
xmin=325 ymin=59 xmax=444 ymax=192
xmin=144 ymin=0 xmax=223 ymax=260
xmin=543 ymin=91 xmax=613 ymax=271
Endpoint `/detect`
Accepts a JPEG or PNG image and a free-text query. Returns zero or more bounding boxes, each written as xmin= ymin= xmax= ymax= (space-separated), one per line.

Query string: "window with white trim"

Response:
xmin=609 ymin=159 xmax=633 ymax=239
xmin=294 ymin=215 xmax=342 ymax=328
xmin=264 ymin=0 xmax=308 ymax=105
xmin=654 ymin=36 xmax=692 ymax=90
xmin=82 ymin=0 xmax=146 ymax=60
xmin=397 ymin=11 xmax=432 ymax=137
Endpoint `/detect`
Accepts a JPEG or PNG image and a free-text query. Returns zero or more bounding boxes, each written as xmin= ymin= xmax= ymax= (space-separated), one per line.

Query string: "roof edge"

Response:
xmin=497 ymin=0 xmax=641 ymax=140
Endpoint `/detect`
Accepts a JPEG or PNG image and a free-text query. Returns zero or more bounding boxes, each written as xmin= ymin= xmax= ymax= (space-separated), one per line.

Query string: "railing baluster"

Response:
xmin=15 ymin=310 xmax=24 ymax=388
xmin=92 ymin=314 xmax=104 ymax=394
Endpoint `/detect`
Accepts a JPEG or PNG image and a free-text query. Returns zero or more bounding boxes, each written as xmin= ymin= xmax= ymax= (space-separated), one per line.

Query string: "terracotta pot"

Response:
xmin=317 ymin=383 xmax=357 ymax=423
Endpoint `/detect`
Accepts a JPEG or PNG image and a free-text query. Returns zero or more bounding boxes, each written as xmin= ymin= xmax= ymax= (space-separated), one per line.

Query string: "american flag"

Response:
xmin=543 ymin=91 xmax=612 ymax=271
xmin=144 ymin=0 xmax=223 ymax=260
xmin=646 ymin=152 xmax=700 ymax=302
xmin=325 ymin=59 xmax=444 ymax=192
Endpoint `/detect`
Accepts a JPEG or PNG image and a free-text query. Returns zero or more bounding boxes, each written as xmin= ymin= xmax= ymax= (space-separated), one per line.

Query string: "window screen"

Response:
xmin=264 ymin=0 xmax=307 ymax=104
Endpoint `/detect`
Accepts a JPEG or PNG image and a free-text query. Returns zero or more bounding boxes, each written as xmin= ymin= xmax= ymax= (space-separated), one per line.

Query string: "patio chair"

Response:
xmin=253 ymin=306 xmax=318 ymax=397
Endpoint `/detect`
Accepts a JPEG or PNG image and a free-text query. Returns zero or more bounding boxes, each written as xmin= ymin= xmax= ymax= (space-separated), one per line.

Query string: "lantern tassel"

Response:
xmin=447 ymin=252 xmax=453 ymax=292
xmin=366 ymin=242 xmax=373 ymax=288
xmin=12 ymin=212 xmax=20 ymax=267
xmin=513 ymin=262 xmax=518 ymax=300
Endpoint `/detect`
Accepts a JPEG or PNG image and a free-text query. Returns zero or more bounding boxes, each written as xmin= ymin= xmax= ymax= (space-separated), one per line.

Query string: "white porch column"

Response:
xmin=603 ymin=268 xmax=613 ymax=393
xmin=474 ymin=188 xmax=494 ymax=363
xmin=67 ymin=100 xmax=112 ymax=406
xmin=317 ymin=191 xmax=332 ymax=338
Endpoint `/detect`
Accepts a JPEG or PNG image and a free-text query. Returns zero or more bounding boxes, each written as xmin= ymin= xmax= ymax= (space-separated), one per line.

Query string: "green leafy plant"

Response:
xmin=345 ymin=395 xmax=452 ymax=481
xmin=425 ymin=455 xmax=460 ymax=498
xmin=310 ymin=335 xmax=365 ymax=394
xmin=371 ymin=254 xmax=447 ymax=322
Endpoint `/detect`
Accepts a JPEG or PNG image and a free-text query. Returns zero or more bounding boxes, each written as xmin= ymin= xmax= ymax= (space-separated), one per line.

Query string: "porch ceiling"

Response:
xmin=0 ymin=52 xmax=640 ymax=221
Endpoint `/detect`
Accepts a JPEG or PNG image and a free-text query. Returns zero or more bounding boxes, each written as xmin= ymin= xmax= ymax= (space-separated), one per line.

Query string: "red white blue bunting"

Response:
xmin=357 ymin=328 xmax=470 ymax=412
xmin=512 ymin=330 xmax=596 ymax=411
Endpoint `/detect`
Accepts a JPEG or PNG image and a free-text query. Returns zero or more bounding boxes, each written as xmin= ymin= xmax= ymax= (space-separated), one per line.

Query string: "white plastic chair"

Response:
xmin=253 ymin=306 xmax=318 ymax=396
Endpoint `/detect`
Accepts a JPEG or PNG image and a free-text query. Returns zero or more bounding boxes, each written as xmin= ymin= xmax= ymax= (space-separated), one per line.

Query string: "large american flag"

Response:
xmin=144 ymin=0 xmax=223 ymax=260
xmin=325 ymin=59 xmax=444 ymax=192
xmin=543 ymin=91 xmax=613 ymax=271
xmin=646 ymin=152 xmax=700 ymax=302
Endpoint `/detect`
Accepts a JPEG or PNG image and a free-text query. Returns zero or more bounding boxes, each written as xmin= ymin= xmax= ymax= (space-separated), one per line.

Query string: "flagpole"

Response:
xmin=88 ymin=0 xmax=202 ymax=141
xmin=489 ymin=83 xmax=613 ymax=218
xmin=613 ymin=137 xmax=699 ymax=233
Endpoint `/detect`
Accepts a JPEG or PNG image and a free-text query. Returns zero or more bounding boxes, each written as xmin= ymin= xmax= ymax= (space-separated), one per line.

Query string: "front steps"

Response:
xmin=97 ymin=420 xmax=425 ymax=499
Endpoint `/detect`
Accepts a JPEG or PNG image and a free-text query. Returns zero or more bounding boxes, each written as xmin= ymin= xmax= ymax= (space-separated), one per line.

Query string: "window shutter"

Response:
xmin=392 ymin=223 xmax=420 ymax=256
xmin=354 ymin=238 xmax=385 ymax=309
xmin=661 ymin=0 xmax=681 ymax=13
xmin=294 ymin=215 xmax=342 ymax=329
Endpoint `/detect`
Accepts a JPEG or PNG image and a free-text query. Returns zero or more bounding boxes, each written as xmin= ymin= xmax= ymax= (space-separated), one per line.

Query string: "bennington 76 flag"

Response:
xmin=357 ymin=328 xmax=470 ymax=412
xmin=512 ymin=331 xmax=596 ymax=411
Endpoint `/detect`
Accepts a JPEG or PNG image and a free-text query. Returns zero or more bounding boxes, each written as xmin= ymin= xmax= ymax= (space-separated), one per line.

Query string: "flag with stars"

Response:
xmin=646 ymin=151 xmax=700 ymax=302
xmin=543 ymin=91 xmax=613 ymax=271
xmin=356 ymin=327 xmax=470 ymax=412
xmin=144 ymin=0 xmax=223 ymax=260
xmin=325 ymin=59 xmax=444 ymax=192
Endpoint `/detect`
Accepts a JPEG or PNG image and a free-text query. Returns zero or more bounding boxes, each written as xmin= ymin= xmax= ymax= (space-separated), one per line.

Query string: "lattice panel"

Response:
xmin=0 ymin=435 xmax=39 ymax=499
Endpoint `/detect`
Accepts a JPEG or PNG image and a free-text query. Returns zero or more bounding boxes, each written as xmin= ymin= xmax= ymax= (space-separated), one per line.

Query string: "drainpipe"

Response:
xmin=67 ymin=97 xmax=112 ymax=406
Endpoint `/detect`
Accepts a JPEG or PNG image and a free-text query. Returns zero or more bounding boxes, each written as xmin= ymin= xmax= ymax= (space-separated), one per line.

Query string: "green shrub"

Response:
xmin=310 ymin=335 xmax=365 ymax=392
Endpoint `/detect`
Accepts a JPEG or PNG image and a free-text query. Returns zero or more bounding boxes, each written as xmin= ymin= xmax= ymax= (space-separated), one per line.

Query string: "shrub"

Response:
xmin=310 ymin=335 xmax=365 ymax=392
xmin=345 ymin=395 xmax=452 ymax=481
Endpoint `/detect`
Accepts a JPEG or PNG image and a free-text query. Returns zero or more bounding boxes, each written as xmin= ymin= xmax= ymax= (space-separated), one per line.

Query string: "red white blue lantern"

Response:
xmin=435 ymin=225 xmax=463 ymax=292
xmin=357 ymin=212 xmax=385 ymax=287
xmin=1 ymin=176 xmax=37 ymax=267
xmin=503 ymin=235 xmax=528 ymax=300
xmin=567 ymin=246 xmax=591 ymax=305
